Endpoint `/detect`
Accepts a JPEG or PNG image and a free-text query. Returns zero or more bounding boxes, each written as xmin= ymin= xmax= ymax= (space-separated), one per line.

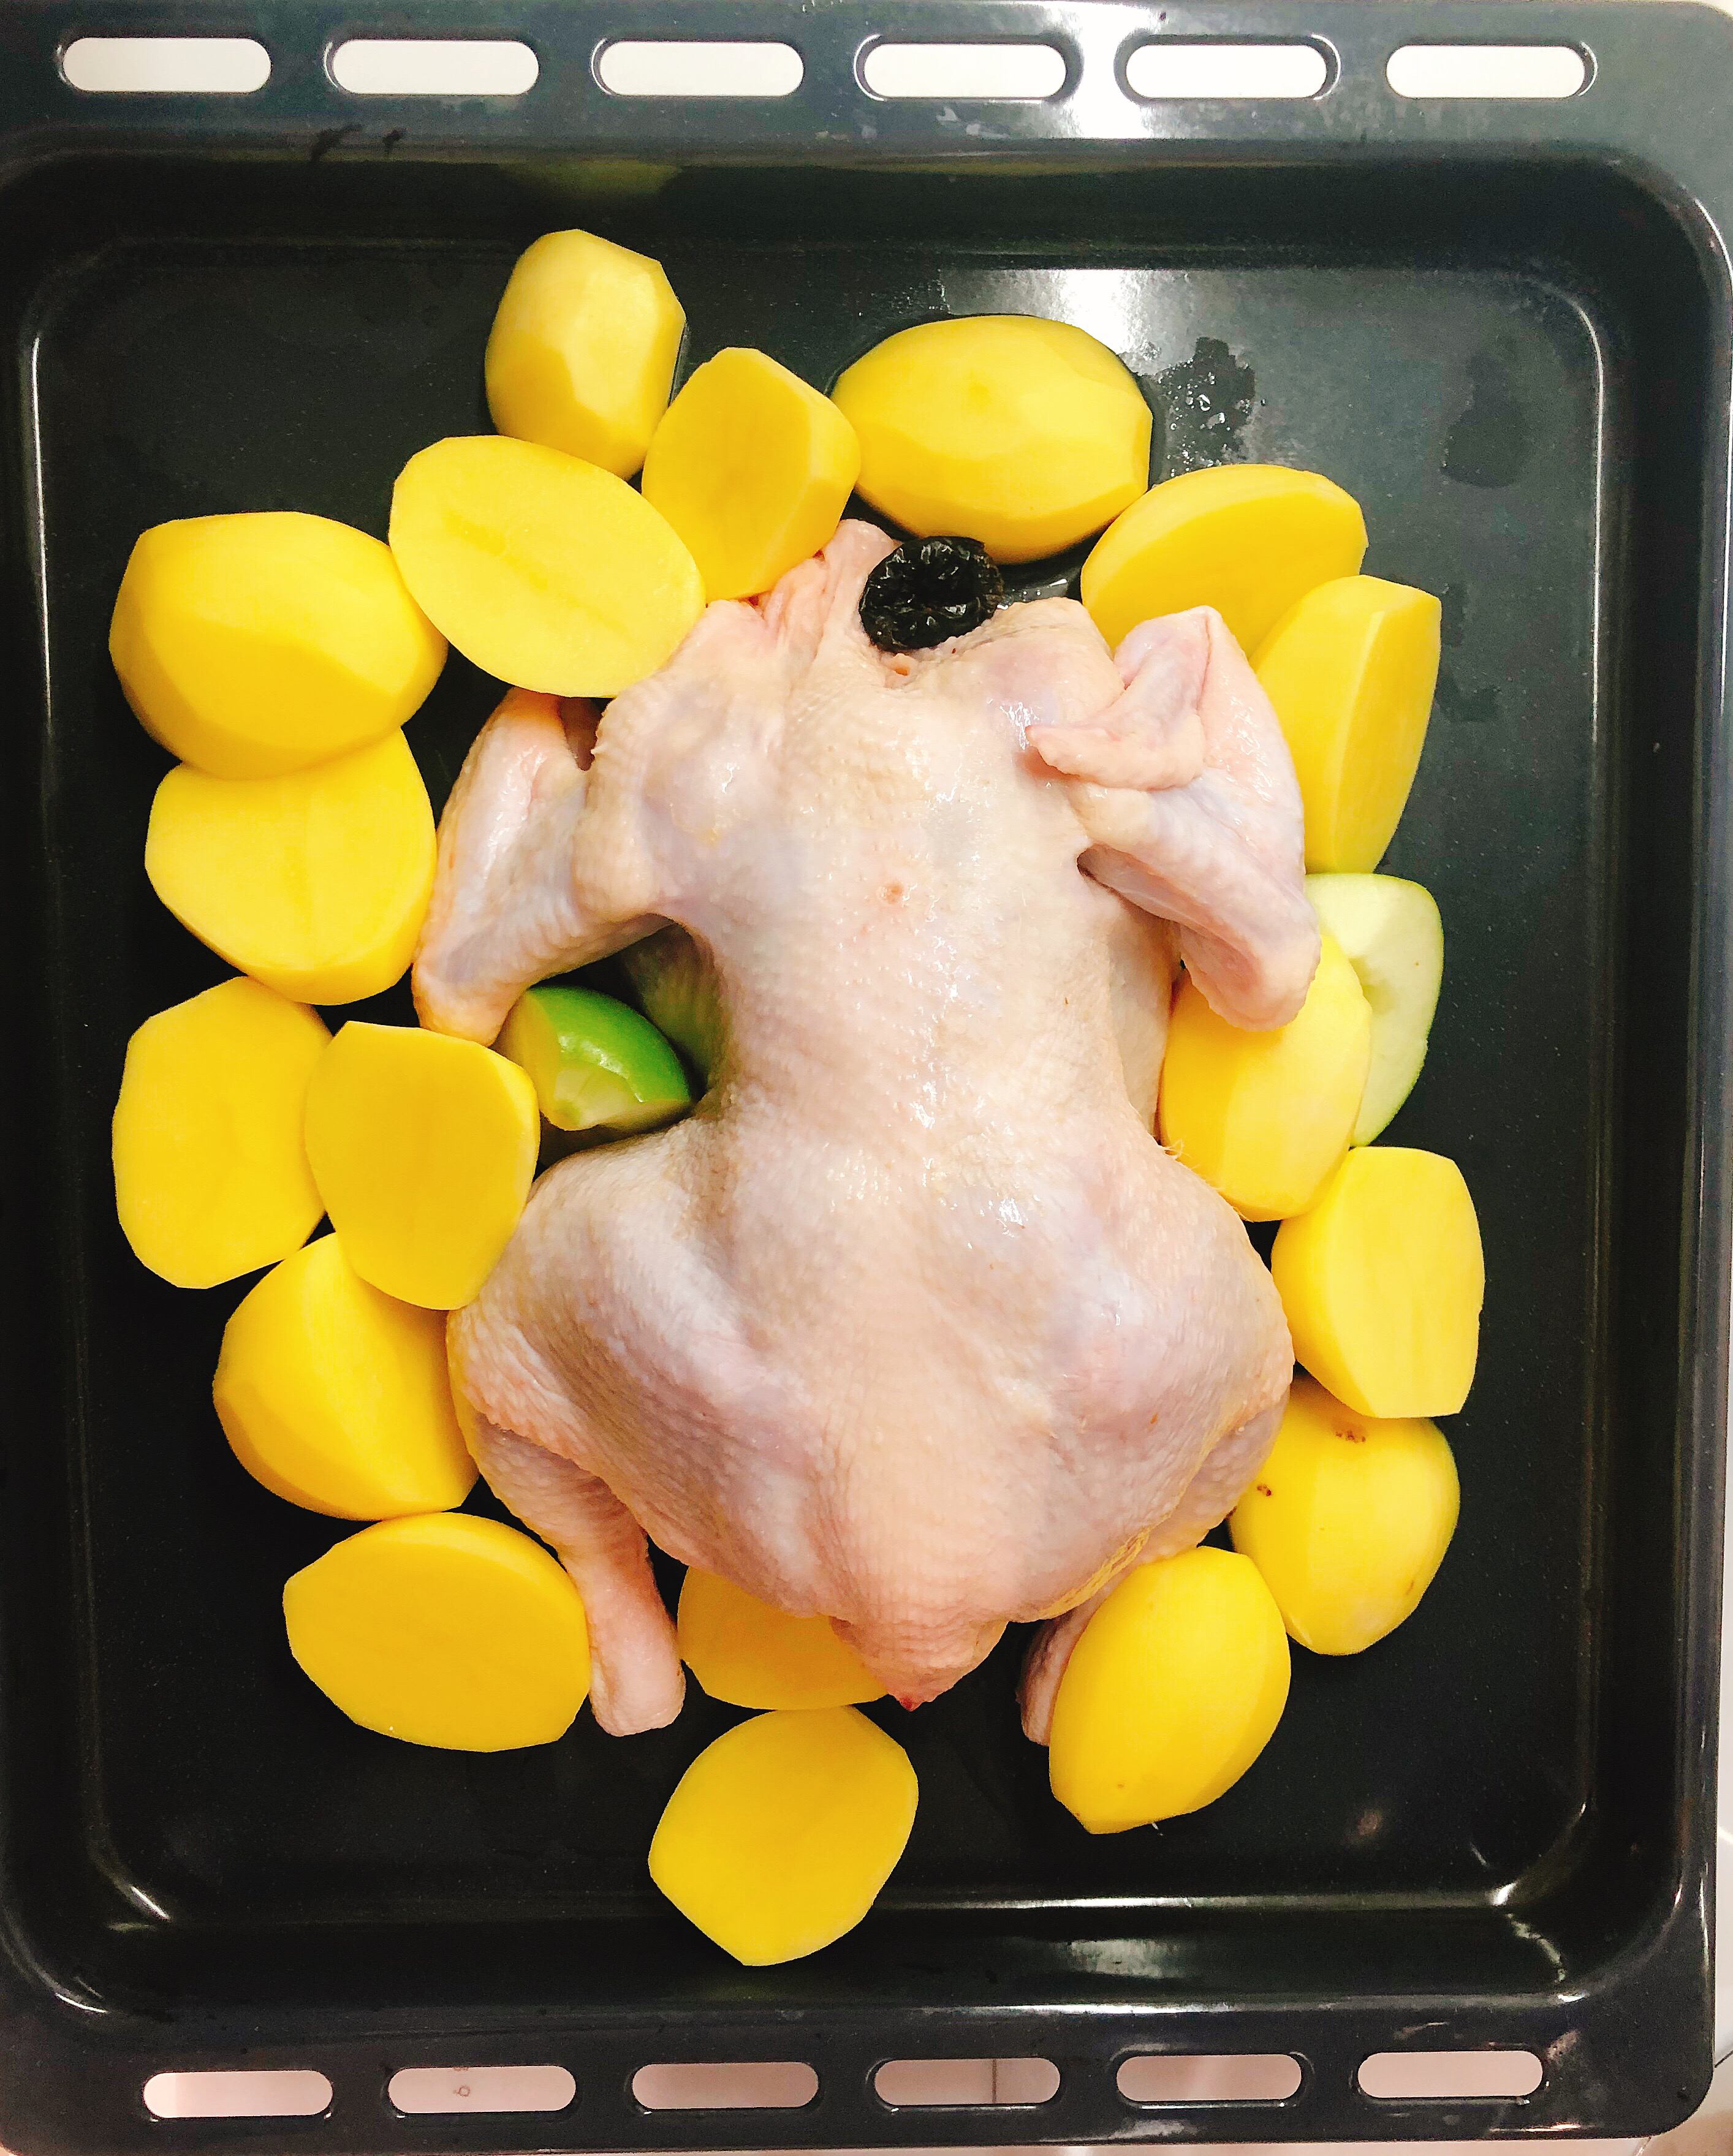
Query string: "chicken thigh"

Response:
xmin=414 ymin=521 xmax=1317 ymax=1737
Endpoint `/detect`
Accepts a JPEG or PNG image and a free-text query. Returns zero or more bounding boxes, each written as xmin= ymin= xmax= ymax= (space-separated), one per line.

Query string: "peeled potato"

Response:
xmin=649 ymin=1707 xmax=917 ymax=1963
xmin=1306 ymin=874 xmax=1444 ymax=1143
xmin=112 ymin=977 xmax=328 ymax=1288
xmin=303 ymin=1023 xmax=539 ymax=1310
xmin=642 ymin=348 xmax=861 ymax=599
xmin=1048 ymin=1548 xmax=1290 ymax=1833
xmin=832 ymin=316 xmax=1151 ymax=562
xmin=110 ymin=512 xmax=446 ymax=780
xmin=1082 ymin=465 xmax=1367 ymax=653
xmin=1158 ymin=934 xmax=1372 ymax=1220
xmin=485 ymin=229 xmax=686 ymax=477
xmin=678 ymin=1570 xmax=885 ymax=1709
xmin=144 ymin=732 xmax=434 ymax=1005
xmin=389 ymin=434 xmax=703 ymax=697
xmin=1256 ymin=576 xmax=1441 ymax=871
xmin=283 ymin=1513 xmax=590 ymax=1750
xmin=1229 ymin=1375 xmax=1459 ymax=1655
xmin=1270 ymin=1147 xmax=1484 ymax=1418
xmin=214 ymin=1235 xmax=476 ymax=1519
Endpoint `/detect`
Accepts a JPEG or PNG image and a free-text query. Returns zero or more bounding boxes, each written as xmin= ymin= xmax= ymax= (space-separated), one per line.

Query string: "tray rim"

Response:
xmin=0 ymin=0 xmax=1729 ymax=2147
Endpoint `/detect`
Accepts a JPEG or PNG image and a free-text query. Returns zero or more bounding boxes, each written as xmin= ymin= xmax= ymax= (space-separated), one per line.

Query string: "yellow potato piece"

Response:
xmin=642 ymin=349 xmax=862 ymax=600
xmin=486 ymin=229 xmax=686 ymax=477
xmin=389 ymin=435 xmax=703 ymax=697
xmin=1082 ymin=464 xmax=1367 ymax=653
xmin=1270 ymin=1147 xmax=1484 ymax=1417
xmin=303 ymin=1022 xmax=539 ymax=1309
xmin=649 ymin=1708 xmax=917 ymax=1964
xmin=112 ymin=977 xmax=328 ymax=1288
xmin=110 ymin=512 xmax=446 ymax=780
xmin=284 ymin=1513 xmax=590 ymax=1750
xmin=145 ymin=731 xmax=434 ymax=1005
xmin=214 ymin=1235 xmax=477 ymax=1519
xmin=1229 ymin=1375 xmax=1459 ymax=1655
xmin=1256 ymin=576 xmax=1442 ymax=872
xmin=831 ymin=316 xmax=1151 ymax=562
xmin=677 ymin=1570 xmax=885 ymax=1709
xmin=1158 ymin=934 xmax=1372 ymax=1220
xmin=1048 ymin=1548 xmax=1290 ymax=1833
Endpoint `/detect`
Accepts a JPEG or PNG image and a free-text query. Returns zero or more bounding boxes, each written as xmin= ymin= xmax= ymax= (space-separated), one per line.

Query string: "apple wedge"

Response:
xmin=1305 ymin=872 xmax=1443 ymax=1144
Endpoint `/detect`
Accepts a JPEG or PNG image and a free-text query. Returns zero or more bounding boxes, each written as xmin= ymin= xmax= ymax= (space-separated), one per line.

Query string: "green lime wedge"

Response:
xmin=498 ymin=985 xmax=691 ymax=1135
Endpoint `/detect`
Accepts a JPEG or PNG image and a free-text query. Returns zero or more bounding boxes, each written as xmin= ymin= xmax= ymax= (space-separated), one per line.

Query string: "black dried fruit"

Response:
xmin=859 ymin=535 xmax=1004 ymax=653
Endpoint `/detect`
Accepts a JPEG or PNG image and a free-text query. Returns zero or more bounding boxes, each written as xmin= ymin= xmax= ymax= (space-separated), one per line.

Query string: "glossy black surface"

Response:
xmin=0 ymin=2 xmax=1728 ymax=2149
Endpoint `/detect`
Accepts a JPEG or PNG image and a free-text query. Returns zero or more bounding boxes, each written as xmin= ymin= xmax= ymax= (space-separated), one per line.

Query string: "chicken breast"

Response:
xmin=414 ymin=521 xmax=1316 ymax=1737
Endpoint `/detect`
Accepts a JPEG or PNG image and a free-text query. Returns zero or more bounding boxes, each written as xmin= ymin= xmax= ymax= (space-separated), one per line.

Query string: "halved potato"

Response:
xmin=144 ymin=732 xmax=435 ymax=1005
xmin=1229 ymin=1375 xmax=1459 ymax=1655
xmin=678 ymin=1570 xmax=885 ymax=1709
xmin=832 ymin=315 xmax=1151 ymax=562
xmin=643 ymin=348 xmax=860 ymax=599
xmin=1047 ymin=1548 xmax=1290 ymax=1832
xmin=648 ymin=1707 xmax=917 ymax=1962
xmin=1256 ymin=575 xmax=1441 ymax=871
xmin=284 ymin=1513 xmax=590 ymax=1750
xmin=110 ymin=511 xmax=445 ymax=779
xmin=1082 ymin=464 xmax=1367 ymax=654
xmin=113 ymin=977 xmax=328 ymax=1288
xmin=1158 ymin=934 xmax=1371 ymax=1220
xmin=389 ymin=435 xmax=703 ymax=697
xmin=1270 ymin=1147 xmax=1484 ymax=1418
xmin=303 ymin=1023 xmax=540 ymax=1310
xmin=215 ymin=1235 xmax=477 ymax=1519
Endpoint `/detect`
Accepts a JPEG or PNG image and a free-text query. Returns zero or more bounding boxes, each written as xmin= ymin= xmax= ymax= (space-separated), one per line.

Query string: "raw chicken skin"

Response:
xmin=414 ymin=521 xmax=1318 ymax=1738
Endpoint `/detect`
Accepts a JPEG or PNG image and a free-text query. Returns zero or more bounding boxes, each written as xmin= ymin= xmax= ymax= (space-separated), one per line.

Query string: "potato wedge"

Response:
xmin=145 ymin=732 xmax=434 ymax=1005
xmin=284 ymin=1513 xmax=590 ymax=1750
xmin=110 ymin=512 xmax=445 ymax=779
xmin=1082 ymin=464 xmax=1367 ymax=653
xmin=113 ymin=977 xmax=328 ymax=1288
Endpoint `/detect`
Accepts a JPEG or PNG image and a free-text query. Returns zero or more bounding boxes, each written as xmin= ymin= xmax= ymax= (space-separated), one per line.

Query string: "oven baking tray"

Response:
xmin=0 ymin=0 xmax=1730 ymax=2146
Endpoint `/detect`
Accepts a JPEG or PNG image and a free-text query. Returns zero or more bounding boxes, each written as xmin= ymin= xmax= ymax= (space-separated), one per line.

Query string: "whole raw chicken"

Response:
xmin=414 ymin=521 xmax=1318 ymax=1739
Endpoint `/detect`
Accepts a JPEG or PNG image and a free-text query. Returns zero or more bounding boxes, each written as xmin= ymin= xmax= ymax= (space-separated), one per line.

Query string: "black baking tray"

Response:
xmin=1 ymin=0 xmax=1731 ymax=2147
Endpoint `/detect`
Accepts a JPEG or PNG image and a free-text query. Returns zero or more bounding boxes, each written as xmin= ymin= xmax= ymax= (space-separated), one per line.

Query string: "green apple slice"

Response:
xmin=1305 ymin=872 xmax=1443 ymax=1144
xmin=498 ymin=985 xmax=691 ymax=1135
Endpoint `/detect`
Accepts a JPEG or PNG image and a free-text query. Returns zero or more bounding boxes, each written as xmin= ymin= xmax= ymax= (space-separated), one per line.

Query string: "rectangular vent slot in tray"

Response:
xmin=1385 ymin=44 xmax=1588 ymax=97
xmin=596 ymin=42 xmax=803 ymax=97
xmin=328 ymin=40 xmax=537 ymax=95
xmin=61 ymin=36 xmax=269 ymax=92
xmin=1124 ymin=41 xmax=1327 ymax=97
xmin=860 ymin=43 xmax=1066 ymax=99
